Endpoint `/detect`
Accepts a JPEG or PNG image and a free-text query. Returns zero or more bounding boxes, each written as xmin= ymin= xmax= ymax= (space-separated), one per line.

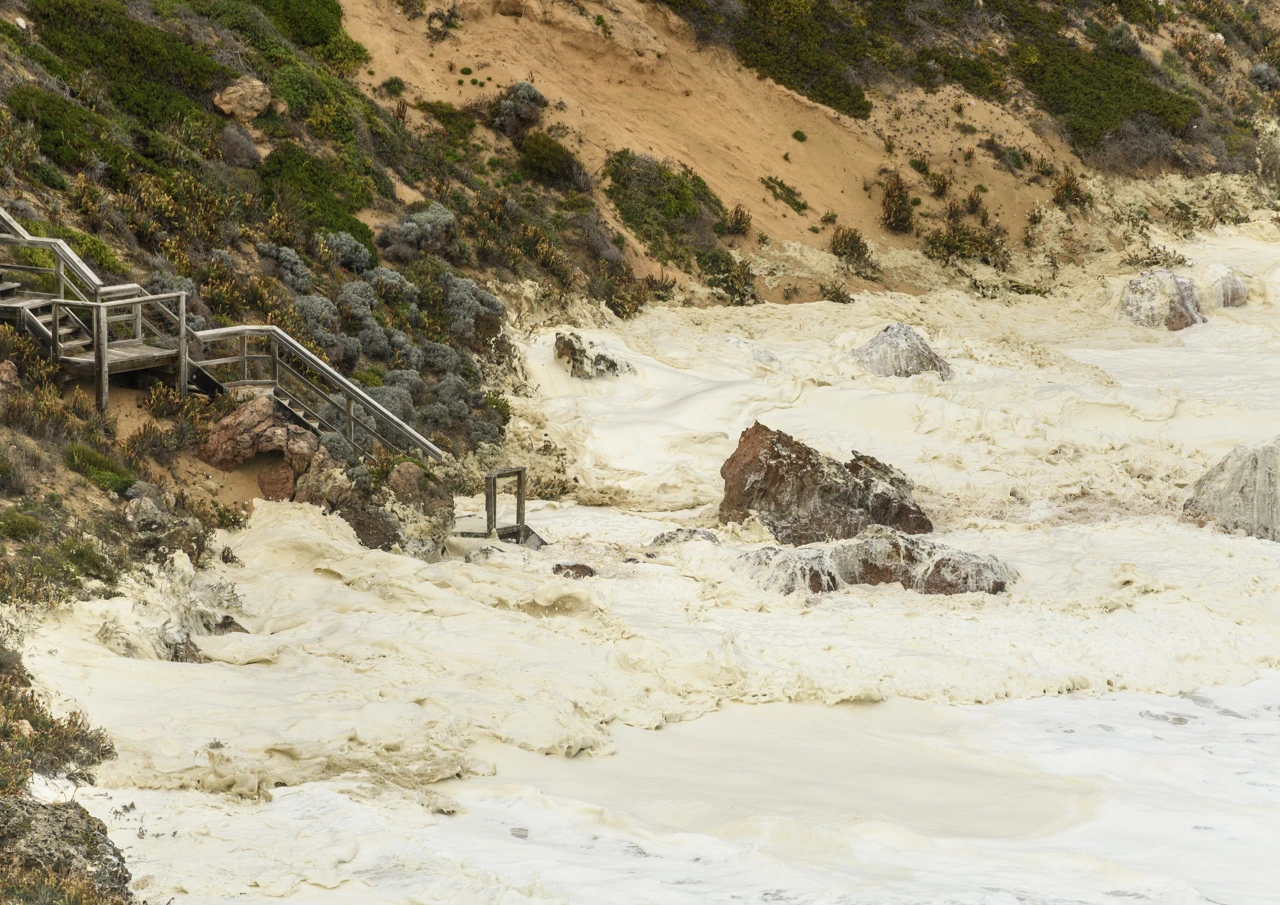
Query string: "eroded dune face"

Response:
xmin=28 ymin=230 xmax=1280 ymax=901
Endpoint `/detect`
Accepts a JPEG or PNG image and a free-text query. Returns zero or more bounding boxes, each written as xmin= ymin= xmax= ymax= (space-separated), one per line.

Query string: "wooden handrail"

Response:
xmin=192 ymin=324 xmax=444 ymax=463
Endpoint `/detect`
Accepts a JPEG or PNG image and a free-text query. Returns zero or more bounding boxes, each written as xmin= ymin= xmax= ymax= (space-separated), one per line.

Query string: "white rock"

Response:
xmin=1185 ymin=436 xmax=1280 ymax=541
xmin=853 ymin=323 xmax=951 ymax=380
xmin=1194 ymin=263 xmax=1248 ymax=309
xmin=1119 ymin=269 xmax=1205 ymax=331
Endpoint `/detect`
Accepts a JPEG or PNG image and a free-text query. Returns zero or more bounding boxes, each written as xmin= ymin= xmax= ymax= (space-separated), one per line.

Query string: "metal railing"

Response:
xmin=2 ymin=203 xmax=441 ymax=465
xmin=191 ymin=325 xmax=444 ymax=463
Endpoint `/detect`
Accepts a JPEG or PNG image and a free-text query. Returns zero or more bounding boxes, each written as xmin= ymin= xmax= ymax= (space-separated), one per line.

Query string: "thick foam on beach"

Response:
xmin=24 ymin=228 xmax=1280 ymax=902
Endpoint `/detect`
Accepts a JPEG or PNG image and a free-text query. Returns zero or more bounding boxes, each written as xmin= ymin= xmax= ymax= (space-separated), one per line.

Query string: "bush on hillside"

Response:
xmin=604 ymin=149 xmax=724 ymax=268
xmin=518 ymin=132 xmax=586 ymax=189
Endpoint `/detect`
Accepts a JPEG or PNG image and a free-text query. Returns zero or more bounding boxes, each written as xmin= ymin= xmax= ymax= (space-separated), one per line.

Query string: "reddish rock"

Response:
xmin=748 ymin=526 xmax=1013 ymax=596
xmin=257 ymin=459 xmax=296 ymax=501
xmin=719 ymin=422 xmax=931 ymax=545
xmin=200 ymin=397 xmax=318 ymax=480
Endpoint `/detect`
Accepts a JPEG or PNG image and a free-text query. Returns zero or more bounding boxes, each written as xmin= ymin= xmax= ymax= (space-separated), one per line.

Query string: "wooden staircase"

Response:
xmin=1 ymin=203 xmax=443 ymax=465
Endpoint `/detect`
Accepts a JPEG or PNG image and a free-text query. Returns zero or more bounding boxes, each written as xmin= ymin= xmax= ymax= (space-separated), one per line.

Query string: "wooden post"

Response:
xmin=51 ymin=300 xmax=61 ymax=362
xmin=55 ymin=259 xmax=64 ymax=300
xmin=516 ymin=468 xmax=526 ymax=531
xmin=345 ymin=396 xmax=355 ymax=443
xmin=239 ymin=333 xmax=248 ymax=382
xmin=485 ymin=473 xmax=498 ymax=537
xmin=133 ymin=301 xmax=143 ymax=342
xmin=271 ymin=336 xmax=280 ymax=384
xmin=177 ymin=292 xmax=188 ymax=398
xmin=94 ymin=303 xmax=109 ymax=411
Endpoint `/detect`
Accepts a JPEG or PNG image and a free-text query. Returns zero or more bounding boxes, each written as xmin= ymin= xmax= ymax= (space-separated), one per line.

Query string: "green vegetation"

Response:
xmin=518 ymin=132 xmax=582 ymax=188
xmin=260 ymin=143 xmax=377 ymax=250
xmin=1013 ymin=37 xmax=1199 ymax=149
xmin=830 ymin=225 xmax=880 ymax=280
xmin=252 ymin=0 xmax=343 ymax=47
xmin=63 ymin=444 xmax=135 ymax=495
xmin=0 ymin=510 xmax=42 ymax=541
xmin=880 ymin=171 xmax=913 ymax=233
xmin=661 ymin=0 xmax=872 ymax=119
xmin=29 ymin=0 xmax=232 ymax=130
xmin=604 ymin=149 xmax=725 ymax=268
xmin=792 ymin=130 xmax=808 ymax=142
xmin=760 ymin=176 xmax=808 ymax=214
xmin=714 ymin=204 xmax=753 ymax=236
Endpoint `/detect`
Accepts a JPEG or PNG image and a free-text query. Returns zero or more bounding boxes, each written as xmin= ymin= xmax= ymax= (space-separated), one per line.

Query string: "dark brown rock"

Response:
xmin=257 ymin=459 xmax=296 ymax=501
xmin=555 ymin=332 xmax=630 ymax=379
xmin=719 ymin=422 xmax=931 ymax=545
xmin=212 ymin=615 xmax=249 ymax=635
xmin=747 ymin=526 xmax=1013 ymax=596
xmin=337 ymin=503 xmax=403 ymax=551
xmin=553 ymin=563 xmax=596 ymax=579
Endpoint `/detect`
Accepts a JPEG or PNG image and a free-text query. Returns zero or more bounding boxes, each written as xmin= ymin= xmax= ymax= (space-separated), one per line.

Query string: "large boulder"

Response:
xmin=199 ymin=396 xmax=317 ymax=476
xmin=1195 ymin=264 xmax=1248 ymax=309
xmin=554 ymin=332 xmax=631 ymax=379
xmin=1119 ymin=269 xmax=1205 ymax=331
xmin=853 ymin=323 xmax=952 ymax=379
xmin=747 ymin=525 xmax=1013 ymax=595
xmin=1184 ymin=436 xmax=1280 ymax=541
xmin=213 ymin=76 xmax=271 ymax=122
xmin=719 ymin=422 xmax=932 ymax=545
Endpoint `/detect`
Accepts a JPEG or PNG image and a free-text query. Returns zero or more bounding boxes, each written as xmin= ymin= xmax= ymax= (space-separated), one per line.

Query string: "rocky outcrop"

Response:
xmin=1120 ymin=269 xmax=1205 ymax=331
xmin=199 ymin=397 xmax=319 ymax=501
xmin=1184 ymin=436 xmax=1280 ymax=541
xmin=1197 ymin=263 xmax=1248 ymax=308
xmin=122 ymin=481 xmax=204 ymax=562
xmin=0 ymin=799 xmax=133 ymax=901
xmin=746 ymin=526 xmax=1013 ymax=595
xmin=853 ymin=323 xmax=952 ymax=379
xmin=0 ymin=359 xmax=19 ymax=396
xmin=295 ymin=451 xmax=456 ymax=559
xmin=554 ymin=332 xmax=631 ymax=379
xmin=719 ymin=422 xmax=931 ymax=544
xmin=650 ymin=527 xmax=720 ymax=546
xmin=213 ymin=76 xmax=271 ymax=121
xmin=553 ymin=563 xmax=596 ymax=579
xmin=200 ymin=397 xmax=314 ymax=471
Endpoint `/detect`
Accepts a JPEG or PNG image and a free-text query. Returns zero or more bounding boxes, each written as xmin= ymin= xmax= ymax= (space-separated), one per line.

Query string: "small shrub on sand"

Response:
xmin=880 ymin=172 xmax=913 ymax=233
xmin=1052 ymin=166 xmax=1092 ymax=209
xmin=829 ymin=226 xmax=880 ymax=279
xmin=714 ymin=204 xmax=753 ymax=236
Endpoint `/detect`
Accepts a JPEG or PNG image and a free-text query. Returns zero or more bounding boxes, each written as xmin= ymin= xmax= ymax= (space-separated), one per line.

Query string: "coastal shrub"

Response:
xmin=518 ymin=132 xmax=584 ymax=188
xmin=922 ymin=221 xmax=1011 ymax=269
xmin=0 ymin=510 xmax=43 ymax=541
xmin=439 ymin=273 xmax=505 ymax=338
xmin=321 ymin=231 xmax=373 ymax=273
xmin=760 ymin=176 xmax=808 ymax=214
xmin=1013 ymin=38 xmax=1199 ymax=149
xmin=3 ymin=86 xmax=136 ymax=191
xmin=1052 ymin=166 xmax=1092 ymax=208
xmin=714 ymin=204 xmax=753 ymax=236
xmin=28 ymin=0 xmax=232 ymax=129
xmin=260 ymin=143 xmax=376 ymax=251
xmin=63 ymin=444 xmax=136 ymax=495
xmin=880 ymin=172 xmax=913 ymax=233
xmin=256 ymin=243 xmax=314 ymax=293
xmin=662 ymin=0 xmax=871 ymax=119
xmin=252 ymin=0 xmax=343 ymax=46
xmin=489 ymin=82 xmax=547 ymax=136
xmin=829 ymin=226 xmax=879 ymax=279
xmin=604 ymin=149 xmax=724 ymax=268
xmin=378 ymin=203 xmax=458 ymax=263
